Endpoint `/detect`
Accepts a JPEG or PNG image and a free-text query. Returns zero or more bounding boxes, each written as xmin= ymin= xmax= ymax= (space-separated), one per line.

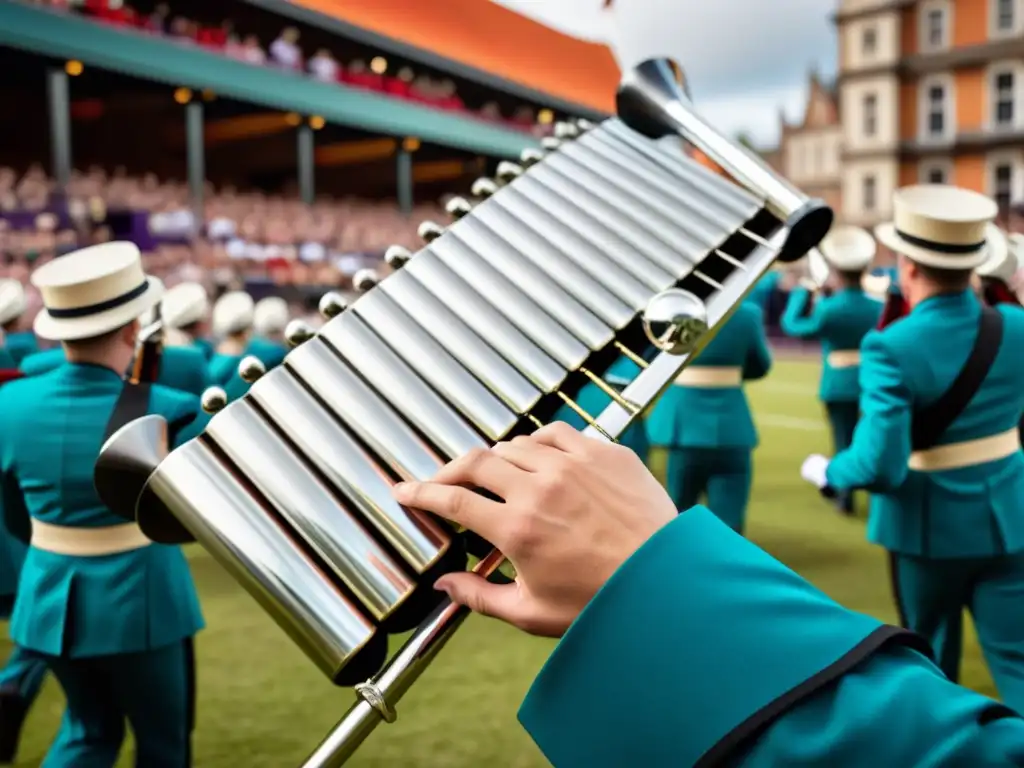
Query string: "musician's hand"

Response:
xmin=392 ymin=422 xmax=676 ymax=637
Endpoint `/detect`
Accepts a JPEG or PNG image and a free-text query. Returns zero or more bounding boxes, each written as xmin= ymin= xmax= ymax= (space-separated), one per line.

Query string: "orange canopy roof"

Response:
xmin=289 ymin=0 xmax=621 ymax=113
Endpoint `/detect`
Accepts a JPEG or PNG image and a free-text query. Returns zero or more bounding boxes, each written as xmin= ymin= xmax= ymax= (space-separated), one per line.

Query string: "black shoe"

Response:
xmin=833 ymin=494 xmax=855 ymax=517
xmin=0 ymin=687 xmax=30 ymax=764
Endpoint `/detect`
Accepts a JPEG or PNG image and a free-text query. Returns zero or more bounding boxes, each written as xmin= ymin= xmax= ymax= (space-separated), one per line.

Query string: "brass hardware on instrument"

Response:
xmin=553 ymin=121 xmax=580 ymax=140
xmin=384 ymin=245 xmax=412 ymax=270
xmin=469 ymin=178 xmax=498 ymax=198
xmin=642 ymin=289 xmax=709 ymax=355
xmin=284 ymin=319 xmax=315 ymax=348
xmin=614 ymin=341 xmax=650 ymax=369
xmin=575 ymin=118 xmax=596 ymax=132
xmin=444 ymin=197 xmax=473 ymax=220
xmin=495 ymin=162 xmax=523 ymax=184
xmin=237 ymin=356 xmax=266 ymax=384
xmin=540 ymin=136 xmax=562 ymax=151
xmin=579 ymin=367 xmax=640 ymax=413
xmin=555 ymin=391 xmax=612 ymax=439
xmin=319 ymin=291 xmax=348 ymax=319
xmin=519 ymin=148 xmax=545 ymax=167
xmin=353 ymin=270 xmax=379 ymax=292
xmin=417 ymin=221 xmax=445 ymax=243
xmin=200 ymin=386 xmax=228 ymax=414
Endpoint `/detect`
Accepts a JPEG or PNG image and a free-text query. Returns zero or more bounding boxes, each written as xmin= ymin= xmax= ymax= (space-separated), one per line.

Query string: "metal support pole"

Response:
xmin=185 ymin=101 xmax=206 ymax=229
xmin=297 ymin=125 xmax=315 ymax=205
xmin=47 ymin=68 xmax=72 ymax=190
xmin=396 ymin=149 xmax=413 ymax=216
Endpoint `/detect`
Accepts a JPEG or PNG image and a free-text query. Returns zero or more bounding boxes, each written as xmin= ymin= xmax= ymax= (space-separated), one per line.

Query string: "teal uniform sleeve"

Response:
xmin=735 ymin=644 xmax=1024 ymax=765
xmin=0 ymin=348 xmax=15 ymax=369
xmin=518 ymin=507 xmax=923 ymax=766
xmin=779 ymin=287 xmax=825 ymax=338
xmin=825 ymin=332 xmax=912 ymax=492
xmin=0 ymin=404 xmax=30 ymax=543
xmin=743 ymin=307 xmax=772 ymax=381
xmin=150 ymin=387 xmax=202 ymax=449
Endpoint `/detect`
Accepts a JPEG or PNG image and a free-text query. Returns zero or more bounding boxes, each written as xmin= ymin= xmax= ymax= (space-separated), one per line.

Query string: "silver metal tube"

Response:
xmin=247 ymin=369 xmax=452 ymax=574
xmin=318 ymin=312 xmax=487 ymax=459
xmin=427 ymin=237 xmax=590 ymax=369
xmin=506 ymin=174 xmax=675 ymax=292
xmin=403 ymin=250 xmax=568 ymax=393
xmin=378 ymin=268 xmax=543 ymax=413
xmin=448 ymin=220 xmax=614 ymax=349
xmin=143 ymin=435 xmax=378 ymax=681
xmin=483 ymin=185 xmax=654 ymax=309
xmin=351 ymin=289 xmax=520 ymax=440
xmin=285 ymin=340 xmax=444 ymax=481
xmin=469 ymin=197 xmax=641 ymax=323
xmin=204 ymin=401 xmax=416 ymax=622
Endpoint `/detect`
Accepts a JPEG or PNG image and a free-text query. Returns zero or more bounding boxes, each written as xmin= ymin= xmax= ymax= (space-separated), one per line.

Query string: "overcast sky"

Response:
xmin=492 ymin=0 xmax=837 ymax=147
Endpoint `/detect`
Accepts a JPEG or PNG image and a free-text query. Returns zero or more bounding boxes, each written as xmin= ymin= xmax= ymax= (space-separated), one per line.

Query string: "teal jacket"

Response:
xmin=0 ymin=378 xmax=26 ymax=602
xmin=207 ymin=352 xmax=244 ymax=387
xmin=0 ymin=363 xmax=205 ymax=656
xmin=781 ymin=286 xmax=882 ymax=403
xmin=193 ymin=337 xmax=214 ymax=361
xmin=646 ymin=302 xmax=771 ymax=449
xmin=4 ymin=332 xmax=38 ymax=366
xmin=19 ymin=347 xmax=64 ymax=377
xmin=246 ymin=337 xmax=287 ymax=370
xmin=747 ymin=271 xmax=780 ymax=311
xmin=0 ymin=346 xmax=15 ymax=369
xmin=558 ymin=357 xmax=648 ymax=457
xmin=18 ymin=345 xmax=208 ymax=396
xmin=519 ymin=506 xmax=1023 ymax=766
xmin=827 ymin=292 xmax=1024 ymax=558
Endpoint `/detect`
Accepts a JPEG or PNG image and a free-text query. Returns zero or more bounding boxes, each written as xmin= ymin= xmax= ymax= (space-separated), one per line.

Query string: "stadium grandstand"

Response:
xmin=0 ymin=0 xmax=620 ymax=318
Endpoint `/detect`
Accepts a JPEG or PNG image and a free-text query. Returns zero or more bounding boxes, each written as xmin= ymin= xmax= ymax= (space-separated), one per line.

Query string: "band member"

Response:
xmin=975 ymin=226 xmax=1021 ymax=307
xmin=162 ymin=282 xmax=214 ymax=361
xmin=248 ymin=296 xmax=289 ymax=369
xmin=0 ymin=373 xmax=46 ymax=765
xmin=645 ymin=301 xmax=771 ymax=532
xmin=780 ymin=227 xmax=882 ymax=514
xmin=207 ymin=290 xmax=254 ymax=386
xmin=747 ymin=269 xmax=781 ymax=313
xmin=0 ymin=281 xmax=36 ymax=366
xmin=395 ymin=423 xmax=1014 ymax=766
xmin=800 ymin=186 xmax=1024 ymax=711
xmin=0 ymin=242 xmax=204 ymax=766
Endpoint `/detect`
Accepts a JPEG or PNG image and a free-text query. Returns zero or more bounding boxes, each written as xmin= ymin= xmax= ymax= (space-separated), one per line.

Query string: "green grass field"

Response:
xmin=5 ymin=358 xmax=998 ymax=766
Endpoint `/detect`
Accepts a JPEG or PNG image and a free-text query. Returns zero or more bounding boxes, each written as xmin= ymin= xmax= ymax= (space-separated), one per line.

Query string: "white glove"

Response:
xmin=801 ymin=454 xmax=830 ymax=489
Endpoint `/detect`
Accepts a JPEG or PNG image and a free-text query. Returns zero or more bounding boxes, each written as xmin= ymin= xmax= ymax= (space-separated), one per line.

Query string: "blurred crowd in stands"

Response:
xmin=26 ymin=0 xmax=549 ymax=133
xmin=0 ymin=164 xmax=435 ymax=309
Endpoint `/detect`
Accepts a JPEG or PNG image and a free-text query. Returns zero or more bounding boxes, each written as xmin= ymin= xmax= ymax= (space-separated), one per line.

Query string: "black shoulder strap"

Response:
xmin=911 ymin=307 xmax=1004 ymax=451
xmin=103 ymin=381 xmax=153 ymax=444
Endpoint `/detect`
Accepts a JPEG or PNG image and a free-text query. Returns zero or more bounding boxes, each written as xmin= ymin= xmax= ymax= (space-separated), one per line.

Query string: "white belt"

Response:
xmin=31 ymin=519 xmax=152 ymax=557
xmin=674 ymin=366 xmax=742 ymax=388
xmin=908 ymin=428 xmax=1021 ymax=472
xmin=827 ymin=350 xmax=861 ymax=368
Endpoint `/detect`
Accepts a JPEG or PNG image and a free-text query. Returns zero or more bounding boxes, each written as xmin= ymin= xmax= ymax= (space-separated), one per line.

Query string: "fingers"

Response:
xmin=430 ymin=447 xmax=526 ymax=496
xmin=491 ymin=435 xmax=560 ymax=472
xmin=392 ymin=481 xmax=499 ymax=534
xmin=532 ymin=420 xmax=592 ymax=454
xmin=434 ymin=572 xmax=525 ymax=626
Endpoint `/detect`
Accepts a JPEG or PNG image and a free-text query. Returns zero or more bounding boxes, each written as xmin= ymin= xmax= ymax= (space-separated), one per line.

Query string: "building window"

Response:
xmin=994 ymin=163 xmax=1014 ymax=211
xmin=993 ymin=71 xmax=1015 ymax=125
xmin=927 ymin=84 xmax=947 ymax=136
xmin=924 ymin=165 xmax=947 ymax=183
xmin=862 ymin=27 xmax=877 ymax=55
xmin=863 ymin=174 xmax=877 ymax=211
xmin=924 ymin=6 xmax=948 ymax=48
xmin=863 ymin=93 xmax=878 ymax=136
xmin=995 ymin=0 xmax=1015 ymax=30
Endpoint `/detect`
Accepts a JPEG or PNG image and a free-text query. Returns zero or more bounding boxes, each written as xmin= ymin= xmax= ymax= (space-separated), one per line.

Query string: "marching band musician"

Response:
xmin=975 ymin=226 xmax=1021 ymax=308
xmin=780 ymin=228 xmax=882 ymax=515
xmin=800 ymin=186 xmax=1024 ymax=711
xmin=0 ymin=281 xmax=36 ymax=366
xmin=248 ymin=296 xmax=289 ymax=369
xmin=0 ymin=243 xmax=204 ymax=767
xmin=394 ymin=422 xmax=1022 ymax=767
xmin=161 ymin=281 xmax=214 ymax=361
xmin=207 ymin=290 xmax=254 ymax=386
xmin=645 ymin=300 xmax=771 ymax=532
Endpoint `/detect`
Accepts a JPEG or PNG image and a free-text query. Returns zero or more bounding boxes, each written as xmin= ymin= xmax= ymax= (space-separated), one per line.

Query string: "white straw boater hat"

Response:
xmin=820 ymin=225 xmax=876 ymax=271
xmin=31 ymin=242 xmax=163 ymax=341
xmin=874 ymin=185 xmax=997 ymax=269
xmin=0 ymin=279 xmax=27 ymax=327
xmin=162 ymin=282 xmax=209 ymax=329
xmin=975 ymin=224 xmax=1015 ymax=283
xmin=212 ymin=291 xmax=254 ymax=337
xmin=253 ymin=296 xmax=288 ymax=336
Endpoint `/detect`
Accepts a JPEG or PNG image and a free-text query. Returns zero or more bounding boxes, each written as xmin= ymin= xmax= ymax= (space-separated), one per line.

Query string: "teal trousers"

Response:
xmin=890 ymin=552 xmax=1024 ymax=714
xmin=0 ymin=645 xmax=46 ymax=700
xmin=41 ymin=640 xmax=195 ymax=767
xmin=825 ymin=401 xmax=860 ymax=514
xmin=664 ymin=448 xmax=753 ymax=534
